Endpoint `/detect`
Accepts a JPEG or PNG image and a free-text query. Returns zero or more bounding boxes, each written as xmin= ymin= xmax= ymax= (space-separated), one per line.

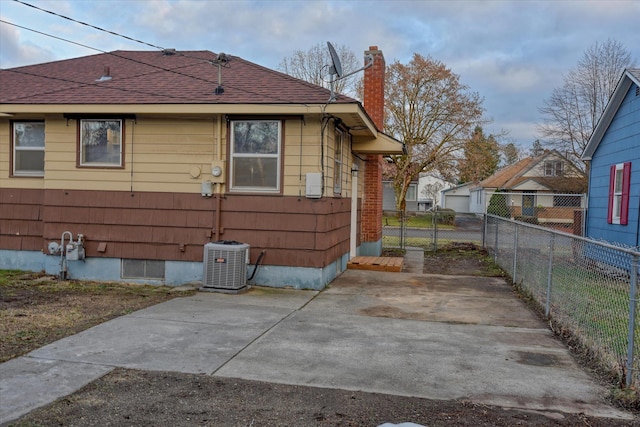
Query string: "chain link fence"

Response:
xmin=483 ymin=192 xmax=586 ymax=235
xmin=382 ymin=209 xmax=483 ymax=251
xmin=383 ymin=192 xmax=586 ymax=251
xmin=485 ymin=214 xmax=639 ymax=388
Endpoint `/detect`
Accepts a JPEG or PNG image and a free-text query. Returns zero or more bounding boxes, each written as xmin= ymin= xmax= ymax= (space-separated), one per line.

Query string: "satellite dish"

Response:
xmin=327 ymin=42 xmax=343 ymax=78
xmin=325 ymin=41 xmax=374 ymax=103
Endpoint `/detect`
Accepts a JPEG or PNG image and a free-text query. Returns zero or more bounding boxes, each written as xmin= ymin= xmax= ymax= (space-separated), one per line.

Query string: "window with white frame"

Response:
xmin=230 ymin=120 xmax=281 ymax=192
xmin=544 ymin=161 xmax=563 ymax=176
xmin=79 ymin=119 xmax=123 ymax=167
xmin=334 ymin=129 xmax=343 ymax=194
xmin=12 ymin=121 xmax=45 ymax=176
xmin=406 ymin=184 xmax=417 ymax=202
xmin=609 ymin=162 xmax=631 ymax=225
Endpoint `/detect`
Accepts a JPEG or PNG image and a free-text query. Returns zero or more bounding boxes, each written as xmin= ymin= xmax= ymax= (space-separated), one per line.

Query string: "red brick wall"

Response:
xmin=361 ymin=154 xmax=383 ymax=242
xmin=363 ymin=46 xmax=385 ymax=130
xmin=362 ymin=46 xmax=385 ymax=245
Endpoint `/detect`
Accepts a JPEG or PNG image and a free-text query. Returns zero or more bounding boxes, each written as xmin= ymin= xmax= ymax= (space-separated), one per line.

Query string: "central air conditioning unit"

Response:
xmin=202 ymin=241 xmax=249 ymax=293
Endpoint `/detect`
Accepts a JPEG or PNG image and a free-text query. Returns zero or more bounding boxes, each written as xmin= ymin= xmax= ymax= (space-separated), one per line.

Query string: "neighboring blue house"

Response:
xmin=582 ymin=69 xmax=640 ymax=250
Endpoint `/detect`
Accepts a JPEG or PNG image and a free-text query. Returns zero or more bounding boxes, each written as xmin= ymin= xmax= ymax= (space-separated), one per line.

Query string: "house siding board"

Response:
xmin=0 ymin=188 xmax=43 ymax=251
xmin=1 ymin=188 xmax=352 ymax=269
xmin=586 ymin=83 xmax=640 ymax=247
xmin=2 ymin=114 xmax=344 ymax=198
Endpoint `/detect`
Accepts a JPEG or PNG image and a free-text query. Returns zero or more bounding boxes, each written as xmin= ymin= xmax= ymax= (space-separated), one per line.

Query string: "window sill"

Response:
xmin=9 ymin=174 xmax=44 ymax=178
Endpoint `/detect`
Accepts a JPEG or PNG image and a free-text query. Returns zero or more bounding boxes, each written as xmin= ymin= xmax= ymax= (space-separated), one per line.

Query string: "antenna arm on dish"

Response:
xmin=334 ymin=54 xmax=374 ymax=81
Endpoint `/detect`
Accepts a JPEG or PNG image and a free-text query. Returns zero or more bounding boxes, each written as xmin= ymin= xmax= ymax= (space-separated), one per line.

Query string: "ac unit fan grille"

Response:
xmin=202 ymin=243 xmax=249 ymax=290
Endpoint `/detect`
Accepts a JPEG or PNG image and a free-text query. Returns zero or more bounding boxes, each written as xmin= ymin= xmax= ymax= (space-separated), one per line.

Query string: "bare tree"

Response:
xmin=385 ymin=53 xmax=485 ymax=210
xmin=538 ymin=39 xmax=634 ymax=166
xmin=278 ymin=42 xmax=361 ymax=97
xmin=421 ymin=181 xmax=445 ymax=208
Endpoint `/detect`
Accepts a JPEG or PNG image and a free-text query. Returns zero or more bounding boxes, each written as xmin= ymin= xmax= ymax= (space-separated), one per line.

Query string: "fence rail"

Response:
xmin=382 ymin=207 xmax=638 ymax=387
xmin=482 ymin=192 xmax=586 ymax=236
xmin=485 ymin=214 xmax=639 ymax=387
xmin=382 ymin=210 xmax=483 ymax=251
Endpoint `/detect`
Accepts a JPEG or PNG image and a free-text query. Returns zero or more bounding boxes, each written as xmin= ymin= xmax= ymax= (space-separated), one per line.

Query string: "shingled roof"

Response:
xmin=477 ymin=149 xmax=587 ymax=193
xmin=0 ymin=50 xmax=357 ymax=105
xmin=479 ymin=156 xmax=536 ymax=189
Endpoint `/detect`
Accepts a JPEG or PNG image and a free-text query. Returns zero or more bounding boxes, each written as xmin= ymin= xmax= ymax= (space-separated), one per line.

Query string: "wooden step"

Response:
xmin=347 ymin=256 xmax=403 ymax=272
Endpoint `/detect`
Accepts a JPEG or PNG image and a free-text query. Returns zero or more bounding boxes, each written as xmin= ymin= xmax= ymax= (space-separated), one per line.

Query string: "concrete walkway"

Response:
xmin=0 ymin=270 xmax=633 ymax=424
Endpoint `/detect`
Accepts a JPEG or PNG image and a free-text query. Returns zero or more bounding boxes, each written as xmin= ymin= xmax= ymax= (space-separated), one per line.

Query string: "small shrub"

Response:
xmin=487 ymin=191 xmax=510 ymax=217
xmin=436 ymin=208 xmax=456 ymax=225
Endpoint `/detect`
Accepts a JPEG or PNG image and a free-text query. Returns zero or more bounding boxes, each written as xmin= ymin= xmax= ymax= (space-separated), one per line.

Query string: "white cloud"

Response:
xmin=0 ymin=20 xmax=56 ymax=68
xmin=1 ymin=0 xmax=639 ymax=151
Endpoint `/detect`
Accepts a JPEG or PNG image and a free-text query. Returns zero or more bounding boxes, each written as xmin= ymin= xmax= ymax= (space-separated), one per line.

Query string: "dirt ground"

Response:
xmin=3 ymin=252 xmax=638 ymax=427
xmin=0 ymin=272 xmax=194 ymax=363
xmin=422 ymin=242 xmax=505 ymax=277
xmin=12 ymin=370 xmax=636 ymax=427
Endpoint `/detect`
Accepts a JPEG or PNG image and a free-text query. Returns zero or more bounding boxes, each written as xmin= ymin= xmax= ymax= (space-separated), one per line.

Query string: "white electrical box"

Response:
xmin=201 ymin=181 xmax=213 ymax=197
xmin=306 ymin=172 xmax=322 ymax=198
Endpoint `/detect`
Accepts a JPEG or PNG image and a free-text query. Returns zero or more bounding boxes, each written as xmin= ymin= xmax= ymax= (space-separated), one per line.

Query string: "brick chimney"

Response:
xmin=361 ymin=46 xmax=385 ymax=255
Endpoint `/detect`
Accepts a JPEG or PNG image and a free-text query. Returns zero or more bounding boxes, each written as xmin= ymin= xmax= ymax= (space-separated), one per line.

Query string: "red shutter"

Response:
xmin=607 ymin=164 xmax=616 ymax=224
xmin=620 ymin=162 xmax=631 ymax=225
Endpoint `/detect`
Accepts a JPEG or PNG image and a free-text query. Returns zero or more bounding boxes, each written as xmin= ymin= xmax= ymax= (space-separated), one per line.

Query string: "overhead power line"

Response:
xmin=3 ymin=3 xmax=334 ymax=104
xmin=0 ymin=19 xmax=218 ymax=86
xmin=11 ymin=0 xmax=213 ymax=64
xmin=2 ymin=67 xmax=196 ymax=103
xmin=13 ymin=0 xmax=165 ymax=51
xmin=0 ymin=19 xmax=107 ymax=55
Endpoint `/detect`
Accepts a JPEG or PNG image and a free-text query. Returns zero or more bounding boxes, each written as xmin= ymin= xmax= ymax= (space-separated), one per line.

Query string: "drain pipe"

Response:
xmin=350 ymin=163 xmax=359 ymax=259
xmin=214 ymin=115 xmax=224 ymax=241
xmin=214 ymin=184 xmax=222 ymax=241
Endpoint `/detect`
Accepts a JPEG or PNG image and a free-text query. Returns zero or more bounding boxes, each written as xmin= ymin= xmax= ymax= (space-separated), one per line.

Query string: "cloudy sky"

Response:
xmin=1 ymin=0 xmax=639 ymax=151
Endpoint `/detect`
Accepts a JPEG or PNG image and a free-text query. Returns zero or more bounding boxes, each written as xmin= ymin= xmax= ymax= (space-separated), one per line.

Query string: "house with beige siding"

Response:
xmin=0 ymin=47 xmax=402 ymax=289
xmin=468 ymin=150 xmax=586 ymax=228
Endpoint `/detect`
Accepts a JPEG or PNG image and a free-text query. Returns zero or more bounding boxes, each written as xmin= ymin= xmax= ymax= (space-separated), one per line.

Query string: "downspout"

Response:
xmin=215 ymin=187 xmax=222 ymax=241
xmin=350 ymin=161 xmax=359 ymax=259
xmin=215 ymin=114 xmax=224 ymax=241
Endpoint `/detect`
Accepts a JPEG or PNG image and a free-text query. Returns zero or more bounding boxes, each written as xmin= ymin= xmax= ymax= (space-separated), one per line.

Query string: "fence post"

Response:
xmin=494 ymin=217 xmax=499 ymax=263
xmin=433 ymin=209 xmax=438 ymax=252
xmin=512 ymin=222 xmax=518 ymax=283
xmin=545 ymin=233 xmax=555 ymax=317
xmin=626 ymin=254 xmax=638 ymax=387
xmin=482 ymin=214 xmax=487 ymax=248
xmin=400 ymin=210 xmax=405 ymax=250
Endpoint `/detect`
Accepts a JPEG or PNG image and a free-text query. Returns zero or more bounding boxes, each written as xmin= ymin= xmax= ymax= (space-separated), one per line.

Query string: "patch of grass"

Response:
xmin=383 ymin=215 xmax=455 ymax=229
xmin=383 ymin=236 xmax=482 ymax=251
xmin=0 ymin=270 xmax=196 ymax=362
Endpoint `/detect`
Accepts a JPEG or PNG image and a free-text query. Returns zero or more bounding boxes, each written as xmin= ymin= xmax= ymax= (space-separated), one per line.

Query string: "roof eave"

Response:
xmin=352 ymin=132 xmax=405 ymax=155
xmin=1 ymin=101 xmax=372 ymax=127
xmin=582 ymin=70 xmax=640 ymax=161
xmin=0 ymin=102 xmax=356 ymax=114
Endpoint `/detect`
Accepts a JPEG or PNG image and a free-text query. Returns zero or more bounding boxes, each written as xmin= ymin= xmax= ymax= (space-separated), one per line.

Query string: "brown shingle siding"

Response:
xmin=0 ymin=188 xmax=350 ymax=268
